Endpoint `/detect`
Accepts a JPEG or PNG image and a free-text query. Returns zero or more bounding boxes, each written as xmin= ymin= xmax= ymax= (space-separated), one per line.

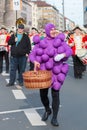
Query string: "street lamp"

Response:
xmin=62 ymin=0 xmax=65 ymax=31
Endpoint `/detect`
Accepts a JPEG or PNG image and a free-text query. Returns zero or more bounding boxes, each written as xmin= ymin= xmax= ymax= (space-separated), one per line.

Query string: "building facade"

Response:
xmin=30 ymin=1 xmax=59 ymax=30
xmin=65 ymin=17 xmax=75 ymax=30
xmin=0 ymin=0 xmax=5 ymax=26
xmin=0 ymin=0 xmax=32 ymax=30
xmin=0 ymin=0 xmax=75 ymax=31
xmin=29 ymin=2 xmax=38 ymax=28
xmin=83 ymin=0 xmax=87 ymax=27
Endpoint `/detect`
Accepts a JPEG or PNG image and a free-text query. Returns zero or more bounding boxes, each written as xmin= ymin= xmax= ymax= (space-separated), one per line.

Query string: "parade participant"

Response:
xmin=29 ymin=23 xmax=72 ymax=126
xmin=29 ymin=27 xmax=39 ymax=70
xmin=83 ymin=32 xmax=87 ymax=49
xmin=68 ymin=26 xmax=86 ymax=78
xmin=6 ymin=24 xmax=31 ymax=87
xmin=0 ymin=26 xmax=10 ymax=73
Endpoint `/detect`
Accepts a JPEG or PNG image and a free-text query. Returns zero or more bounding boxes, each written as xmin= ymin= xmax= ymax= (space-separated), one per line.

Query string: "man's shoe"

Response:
xmin=51 ymin=118 xmax=59 ymax=126
xmin=78 ymin=75 xmax=82 ymax=79
xmin=6 ymin=83 xmax=14 ymax=87
xmin=6 ymin=71 xmax=9 ymax=73
xmin=42 ymin=109 xmax=51 ymax=121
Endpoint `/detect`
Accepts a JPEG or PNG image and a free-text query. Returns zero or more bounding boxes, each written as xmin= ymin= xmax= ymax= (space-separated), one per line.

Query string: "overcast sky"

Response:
xmin=45 ymin=0 xmax=83 ymax=26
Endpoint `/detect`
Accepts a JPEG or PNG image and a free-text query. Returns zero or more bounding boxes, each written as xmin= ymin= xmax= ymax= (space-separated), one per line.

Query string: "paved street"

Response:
xmin=0 ymin=58 xmax=87 ymax=130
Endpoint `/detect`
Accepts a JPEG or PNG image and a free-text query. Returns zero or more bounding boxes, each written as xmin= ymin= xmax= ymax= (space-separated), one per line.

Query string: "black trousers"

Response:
xmin=0 ymin=51 xmax=9 ymax=73
xmin=29 ymin=61 xmax=34 ymax=71
xmin=40 ymin=88 xmax=60 ymax=118
xmin=72 ymin=55 xmax=86 ymax=78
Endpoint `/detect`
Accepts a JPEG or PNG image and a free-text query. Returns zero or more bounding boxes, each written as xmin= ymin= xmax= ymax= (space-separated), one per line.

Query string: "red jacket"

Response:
xmin=68 ymin=34 xmax=85 ymax=55
xmin=0 ymin=33 xmax=10 ymax=52
xmin=83 ymin=34 xmax=87 ymax=49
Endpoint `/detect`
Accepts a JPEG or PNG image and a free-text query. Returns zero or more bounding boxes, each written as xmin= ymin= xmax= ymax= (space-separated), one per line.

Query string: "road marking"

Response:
xmin=24 ymin=109 xmax=46 ymax=126
xmin=12 ymin=90 xmax=26 ymax=99
xmin=5 ymin=79 xmax=9 ymax=83
xmin=0 ymin=107 xmax=44 ymax=115
xmin=0 ymin=106 xmax=62 ymax=126
xmin=0 ymin=107 xmax=46 ymax=126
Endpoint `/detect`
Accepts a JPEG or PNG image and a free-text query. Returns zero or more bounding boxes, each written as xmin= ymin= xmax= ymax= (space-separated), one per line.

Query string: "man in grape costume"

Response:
xmin=29 ymin=23 xmax=72 ymax=126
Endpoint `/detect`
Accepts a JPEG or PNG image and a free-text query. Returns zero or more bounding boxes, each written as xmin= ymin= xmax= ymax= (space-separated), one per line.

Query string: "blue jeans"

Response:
xmin=9 ymin=56 xmax=27 ymax=84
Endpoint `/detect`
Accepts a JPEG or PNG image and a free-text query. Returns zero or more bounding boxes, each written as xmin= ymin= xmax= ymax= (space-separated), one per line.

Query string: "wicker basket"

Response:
xmin=22 ymin=70 xmax=52 ymax=89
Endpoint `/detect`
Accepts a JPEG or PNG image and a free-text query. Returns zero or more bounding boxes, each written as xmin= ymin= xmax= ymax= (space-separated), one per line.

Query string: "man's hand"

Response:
xmin=34 ymin=61 xmax=40 ymax=71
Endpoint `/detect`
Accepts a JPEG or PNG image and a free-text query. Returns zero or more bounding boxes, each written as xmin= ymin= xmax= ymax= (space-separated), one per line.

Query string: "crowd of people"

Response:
xmin=0 ymin=23 xmax=87 ymax=126
xmin=0 ymin=24 xmax=87 ymax=79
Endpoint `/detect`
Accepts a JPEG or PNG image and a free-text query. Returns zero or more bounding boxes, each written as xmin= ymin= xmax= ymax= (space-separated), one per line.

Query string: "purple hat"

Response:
xmin=45 ymin=23 xmax=55 ymax=38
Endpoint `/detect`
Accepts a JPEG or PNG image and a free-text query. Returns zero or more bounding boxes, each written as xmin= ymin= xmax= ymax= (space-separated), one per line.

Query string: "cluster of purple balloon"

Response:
xmin=31 ymin=33 xmax=71 ymax=90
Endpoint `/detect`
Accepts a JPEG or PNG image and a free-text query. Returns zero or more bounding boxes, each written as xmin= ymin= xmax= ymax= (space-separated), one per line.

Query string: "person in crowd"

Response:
xmin=29 ymin=27 xmax=39 ymax=70
xmin=83 ymin=32 xmax=87 ymax=49
xmin=29 ymin=23 xmax=72 ymax=126
xmin=68 ymin=26 xmax=86 ymax=78
xmin=39 ymin=29 xmax=46 ymax=40
xmin=0 ymin=26 xmax=10 ymax=73
xmin=9 ymin=30 xmax=15 ymax=36
xmin=6 ymin=24 xmax=31 ymax=87
xmin=29 ymin=27 xmax=39 ymax=48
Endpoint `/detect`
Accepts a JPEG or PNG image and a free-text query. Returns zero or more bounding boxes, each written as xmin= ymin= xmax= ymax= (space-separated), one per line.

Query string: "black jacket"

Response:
xmin=8 ymin=33 xmax=31 ymax=57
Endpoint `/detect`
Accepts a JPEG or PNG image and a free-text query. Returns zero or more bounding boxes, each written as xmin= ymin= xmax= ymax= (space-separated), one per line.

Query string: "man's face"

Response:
xmin=50 ymin=28 xmax=57 ymax=38
xmin=75 ymin=29 xmax=81 ymax=34
xmin=18 ymin=28 xmax=24 ymax=34
xmin=1 ymin=29 xmax=6 ymax=34
xmin=31 ymin=29 xmax=37 ymax=35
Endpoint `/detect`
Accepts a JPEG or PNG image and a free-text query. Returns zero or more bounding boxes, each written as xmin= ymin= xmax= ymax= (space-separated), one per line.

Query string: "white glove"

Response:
xmin=54 ymin=53 xmax=65 ymax=62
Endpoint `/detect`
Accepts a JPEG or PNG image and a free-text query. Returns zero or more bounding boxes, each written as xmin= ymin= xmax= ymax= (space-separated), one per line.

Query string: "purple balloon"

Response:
xmin=39 ymin=40 xmax=47 ymax=49
xmin=36 ymin=56 xmax=42 ymax=63
xmin=41 ymin=54 xmax=49 ymax=62
xmin=53 ymin=39 xmax=61 ymax=48
xmin=45 ymin=59 xmax=53 ymax=70
xmin=52 ymin=76 xmax=55 ymax=84
xmin=33 ymin=35 xmax=40 ymax=44
xmin=57 ymin=73 xmax=65 ymax=83
xmin=52 ymin=82 xmax=61 ymax=90
xmin=52 ymin=75 xmax=57 ymax=84
xmin=61 ymin=63 xmax=69 ymax=74
xmin=40 ymin=64 xmax=46 ymax=70
xmin=61 ymin=41 xmax=67 ymax=46
xmin=57 ymin=46 xmax=65 ymax=54
xmin=57 ymin=33 xmax=65 ymax=41
xmin=36 ymin=48 xmax=44 ymax=56
xmin=54 ymin=61 xmax=63 ymax=66
xmin=46 ymin=48 xmax=55 ymax=57
xmin=52 ymin=66 xmax=61 ymax=74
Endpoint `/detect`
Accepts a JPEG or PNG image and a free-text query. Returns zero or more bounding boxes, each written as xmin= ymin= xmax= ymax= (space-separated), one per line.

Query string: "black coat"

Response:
xmin=8 ymin=33 xmax=31 ymax=57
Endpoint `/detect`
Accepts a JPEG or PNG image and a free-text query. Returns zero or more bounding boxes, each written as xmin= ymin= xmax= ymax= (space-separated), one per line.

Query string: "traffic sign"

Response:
xmin=12 ymin=0 xmax=22 ymax=10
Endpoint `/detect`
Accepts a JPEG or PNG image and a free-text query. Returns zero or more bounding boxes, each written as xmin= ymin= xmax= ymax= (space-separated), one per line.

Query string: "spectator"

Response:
xmin=6 ymin=24 xmax=31 ymax=87
xmin=0 ymin=26 xmax=10 ymax=73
